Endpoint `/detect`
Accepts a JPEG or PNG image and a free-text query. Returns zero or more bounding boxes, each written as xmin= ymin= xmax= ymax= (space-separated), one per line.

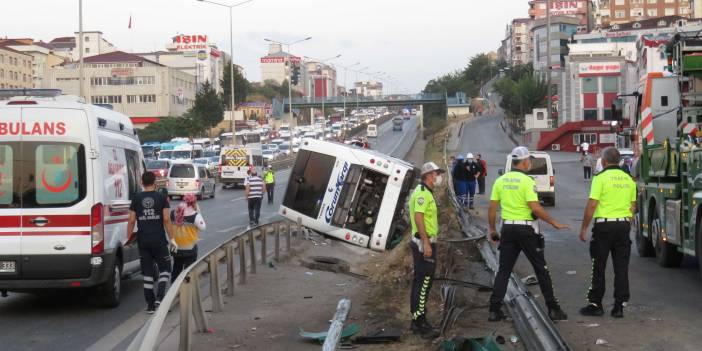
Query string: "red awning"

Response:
xmin=130 ymin=117 xmax=160 ymax=124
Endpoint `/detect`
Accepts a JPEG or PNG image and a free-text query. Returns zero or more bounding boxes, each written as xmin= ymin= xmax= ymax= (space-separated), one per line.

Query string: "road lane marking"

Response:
xmin=84 ymin=310 xmax=149 ymax=351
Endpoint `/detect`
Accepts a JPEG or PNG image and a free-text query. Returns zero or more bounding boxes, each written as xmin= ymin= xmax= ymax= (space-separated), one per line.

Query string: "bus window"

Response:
xmin=283 ymin=150 xmax=336 ymax=219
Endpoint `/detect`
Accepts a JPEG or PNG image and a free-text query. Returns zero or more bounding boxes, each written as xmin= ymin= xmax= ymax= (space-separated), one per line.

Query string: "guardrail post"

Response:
xmin=238 ymin=236 xmax=247 ymax=285
xmin=190 ymin=274 xmax=209 ymax=332
xmin=275 ymin=224 xmax=281 ymax=261
xmin=179 ymin=276 xmax=193 ymax=351
xmin=208 ymin=256 xmax=223 ymax=313
xmin=260 ymin=227 xmax=267 ymax=265
xmin=225 ymin=244 xmax=235 ymax=296
xmin=286 ymin=221 xmax=292 ymax=252
xmin=248 ymin=231 xmax=257 ymax=274
xmin=296 ymin=217 xmax=302 ymax=242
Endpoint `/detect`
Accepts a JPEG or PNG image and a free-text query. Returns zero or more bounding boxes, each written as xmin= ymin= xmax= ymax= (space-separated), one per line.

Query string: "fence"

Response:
xmin=127 ymin=218 xmax=305 ymax=351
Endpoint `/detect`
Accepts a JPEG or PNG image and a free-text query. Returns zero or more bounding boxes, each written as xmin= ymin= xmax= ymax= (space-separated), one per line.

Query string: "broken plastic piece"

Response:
xmin=353 ymin=327 xmax=401 ymax=344
xmin=596 ymin=339 xmax=608 ymax=345
xmin=521 ymin=275 xmax=538 ymax=286
xmin=299 ymin=323 xmax=360 ymax=343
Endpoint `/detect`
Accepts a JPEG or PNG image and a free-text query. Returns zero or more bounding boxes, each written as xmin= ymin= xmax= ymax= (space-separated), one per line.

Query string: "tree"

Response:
xmin=137 ymin=116 xmax=191 ymax=142
xmin=221 ymin=61 xmax=250 ymax=110
xmin=190 ymin=81 xmax=224 ymax=134
xmin=493 ymin=71 xmax=547 ymax=120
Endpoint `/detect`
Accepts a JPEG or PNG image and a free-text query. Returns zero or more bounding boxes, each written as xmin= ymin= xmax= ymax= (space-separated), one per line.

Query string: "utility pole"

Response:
xmin=546 ymin=0 xmax=552 ymax=123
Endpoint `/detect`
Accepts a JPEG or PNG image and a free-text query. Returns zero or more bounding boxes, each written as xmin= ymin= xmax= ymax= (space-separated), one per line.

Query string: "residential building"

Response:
xmin=260 ymin=43 xmax=307 ymax=93
xmin=46 ymin=31 xmax=117 ymax=61
xmin=695 ymin=0 xmax=702 ymax=17
xmin=306 ymin=60 xmax=338 ymax=98
xmin=532 ymin=16 xmax=581 ymax=83
xmin=597 ymin=0 xmax=692 ymax=28
xmin=44 ymin=51 xmax=197 ymax=128
xmin=354 ymin=80 xmax=383 ymax=97
xmin=0 ymin=38 xmax=65 ymax=88
xmin=0 ymin=46 xmax=33 ymax=89
xmin=510 ymin=18 xmax=534 ymax=65
xmin=575 ymin=15 xmax=700 ymax=43
xmin=529 ymin=0 xmax=595 ymax=31
xmin=137 ymin=34 xmax=227 ymax=93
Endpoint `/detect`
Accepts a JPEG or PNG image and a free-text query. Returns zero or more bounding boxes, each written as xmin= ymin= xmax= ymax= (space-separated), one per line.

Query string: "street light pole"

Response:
xmin=546 ymin=0 xmax=552 ymax=123
xmin=197 ymin=0 xmax=255 ymax=145
xmin=78 ymin=0 xmax=84 ymax=99
xmin=339 ymin=62 xmax=360 ymax=121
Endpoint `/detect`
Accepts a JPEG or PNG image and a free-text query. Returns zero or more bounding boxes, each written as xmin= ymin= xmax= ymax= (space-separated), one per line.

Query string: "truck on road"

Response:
xmin=392 ymin=116 xmax=403 ymax=131
xmin=621 ymin=33 xmax=702 ymax=276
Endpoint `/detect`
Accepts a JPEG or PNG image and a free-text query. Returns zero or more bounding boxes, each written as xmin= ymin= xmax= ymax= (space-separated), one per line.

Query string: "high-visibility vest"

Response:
xmin=264 ymin=170 xmax=275 ymax=184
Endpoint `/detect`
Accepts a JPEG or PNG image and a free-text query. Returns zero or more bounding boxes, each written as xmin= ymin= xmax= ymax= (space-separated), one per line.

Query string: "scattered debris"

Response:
xmin=305 ymin=271 xmax=315 ymax=276
xmin=495 ymin=335 xmax=505 ymax=344
xmin=585 ymin=323 xmax=600 ymax=328
xmin=250 ymin=327 xmax=257 ymax=332
xmin=299 ymin=323 xmax=360 ymax=343
xmin=566 ymin=271 xmax=577 ymax=275
xmin=352 ymin=327 xmax=402 ymax=344
xmin=336 ymin=283 xmax=348 ymax=287
xmin=596 ymin=338 xmax=608 ymax=345
xmin=440 ymin=336 xmax=503 ymax=351
xmin=301 ymin=256 xmax=351 ymax=274
xmin=509 ymin=335 xmax=518 ymax=344
xmin=268 ymin=261 xmax=276 ymax=269
xmin=303 ymin=296 xmax=313 ymax=299
xmin=521 ymin=274 xmax=538 ymax=286
xmin=649 ymin=317 xmax=662 ymax=321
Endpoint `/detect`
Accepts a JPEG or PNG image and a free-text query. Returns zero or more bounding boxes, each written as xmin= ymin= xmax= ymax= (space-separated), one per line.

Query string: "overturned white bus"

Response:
xmin=279 ymin=139 xmax=417 ymax=251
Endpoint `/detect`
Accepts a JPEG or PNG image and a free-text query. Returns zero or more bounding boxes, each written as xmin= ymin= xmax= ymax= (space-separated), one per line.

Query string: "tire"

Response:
xmin=211 ymin=186 xmax=216 ymax=198
xmin=651 ymin=207 xmax=683 ymax=268
xmin=635 ymin=211 xmax=654 ymax=257
xmin=197 ymin=188 xmax=204 ymax=200
xmin=96 ymin=257 xmax=121 ymax=308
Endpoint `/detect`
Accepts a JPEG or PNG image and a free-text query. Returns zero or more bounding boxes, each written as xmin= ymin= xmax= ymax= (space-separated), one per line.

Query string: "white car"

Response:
xmin=167 ymin=161 xmax=217 ymax=200
xmin=500 ymin=151 xmax=555 ymax=206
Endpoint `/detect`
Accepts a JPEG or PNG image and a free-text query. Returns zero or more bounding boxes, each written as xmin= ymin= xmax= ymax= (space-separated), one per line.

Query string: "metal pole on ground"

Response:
xmin=322 ymin=299 xmax=352 ymax=351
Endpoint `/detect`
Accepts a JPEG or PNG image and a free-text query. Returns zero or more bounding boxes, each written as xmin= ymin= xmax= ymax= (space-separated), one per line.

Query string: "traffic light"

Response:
xmin=291 ymin=63 xmax=301 ymax=86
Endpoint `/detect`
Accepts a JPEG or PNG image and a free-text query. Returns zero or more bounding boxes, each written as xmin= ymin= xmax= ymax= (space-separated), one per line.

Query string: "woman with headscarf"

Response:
xmin=170 ymin=194 xmax=206 ymax=281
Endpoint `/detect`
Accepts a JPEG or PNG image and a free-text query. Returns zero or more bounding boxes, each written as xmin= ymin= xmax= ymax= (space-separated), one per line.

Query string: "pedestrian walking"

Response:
xmin=487 ymin=146 xmax=569 ymax=322
xmin=245 ymin=170 xmax=266 ymax=228
xmin=464 ymin=153 xmax=482 ymax=209
xmin=408 ymin=162 xmax=445 ymax=339
xmin=452 ymin=154 xmax=468 ymax=206
xmin=477 ymin=154 xmax=488 ymax=194
xmin=581 ymin=152 xmax=593 ymax=180
xmin=264 ymin=165 xmax=276 ymax=205
xmin=127 ymin=171 xmax=176 ymax=314
xmin=170 ymin=194 xmax=206 ymax=282
xmin=578 ymin=147 xmax=636 ymax=318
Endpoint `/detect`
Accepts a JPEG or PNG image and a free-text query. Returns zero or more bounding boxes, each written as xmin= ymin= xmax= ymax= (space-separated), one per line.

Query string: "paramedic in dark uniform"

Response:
xmin=487 ymin=146 xmax=569 ymax=322
xmin=579 ymin=147 xmax=636 ymax=318
xmin=408 ymin=162 xmax=445 ymax=338
xmin=127 ymin=171 xmax=177 ymax=314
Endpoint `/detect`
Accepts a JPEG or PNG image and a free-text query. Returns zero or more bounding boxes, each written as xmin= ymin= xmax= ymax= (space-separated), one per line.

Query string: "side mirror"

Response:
xmin=610 ymin=98 xmax=623 ymax=121
xmin=498 ymin=168 xmax=504 ymax=176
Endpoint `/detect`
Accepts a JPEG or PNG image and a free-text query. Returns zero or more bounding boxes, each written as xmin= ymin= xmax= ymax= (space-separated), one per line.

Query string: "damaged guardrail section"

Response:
xmin=442 ymin=132 xmax=571 ymax=351
xmin=127 ymin=219 xmax=306 ymax=351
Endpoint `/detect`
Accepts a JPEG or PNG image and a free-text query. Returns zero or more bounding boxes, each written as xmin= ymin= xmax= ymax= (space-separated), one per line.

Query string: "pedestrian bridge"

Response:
xmin=284 ymin=93 xmax=446 ymax=109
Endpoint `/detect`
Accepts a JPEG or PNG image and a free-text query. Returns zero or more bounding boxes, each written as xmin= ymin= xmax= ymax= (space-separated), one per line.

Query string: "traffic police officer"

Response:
xmin=408 ymin=162 xmax=445 ymax=338
xmin=488 ymin=146 xmax=569 ymax=322
xmin=578 ymin=147 xmax=636 ymax=318
xmin=264 ymin=165 xmax=275 ymax=204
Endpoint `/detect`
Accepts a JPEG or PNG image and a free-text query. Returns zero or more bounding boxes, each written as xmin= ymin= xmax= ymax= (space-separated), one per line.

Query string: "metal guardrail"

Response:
xmin=127 ymin=218 xmax=305 ymax=351
xmin=442 ymin=132 xmax=571 ymax=351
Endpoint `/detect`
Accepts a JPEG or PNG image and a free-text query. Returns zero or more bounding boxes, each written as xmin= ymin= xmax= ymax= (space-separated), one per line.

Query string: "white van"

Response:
xmin=367 ymin=124 xmax=378 ymax=138
xmin=501 ymin=151 xmax=555 ymax=206
xmin=0 ymin=91 xmax=144 ymax=307
xmin=172 ymin=143 xmax=203 ymax=160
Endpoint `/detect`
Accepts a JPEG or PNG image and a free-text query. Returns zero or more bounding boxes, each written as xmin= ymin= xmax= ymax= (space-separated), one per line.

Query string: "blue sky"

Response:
xmin=2 ymin=0 xmax=526 ymax=92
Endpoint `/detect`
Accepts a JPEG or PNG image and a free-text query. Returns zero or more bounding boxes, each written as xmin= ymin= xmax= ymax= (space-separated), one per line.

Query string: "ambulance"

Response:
xmin=0 ymin=90 xmax=144 ymax=307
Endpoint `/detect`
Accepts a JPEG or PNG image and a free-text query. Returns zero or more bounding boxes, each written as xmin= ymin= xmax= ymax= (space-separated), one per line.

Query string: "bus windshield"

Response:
xmin=158 ymin=150 xmax=173 ymax=160
xmin=283 ymin=150 xmax=336 ymax=218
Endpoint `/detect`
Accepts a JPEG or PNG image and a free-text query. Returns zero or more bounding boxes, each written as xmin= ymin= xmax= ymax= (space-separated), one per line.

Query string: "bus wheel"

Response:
xmin=651 ymin=207 xmax=683 ymax=268
xmin=697 ymin=223 xmax=702 ymax=280
xmin=634 ymin=212 xmax=654 ymax=257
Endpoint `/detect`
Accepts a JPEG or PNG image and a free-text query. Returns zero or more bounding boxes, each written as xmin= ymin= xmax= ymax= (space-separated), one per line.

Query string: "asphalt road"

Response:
xmin=458 ymin=113 xmax=702 ymax=350
xmin=0 ymin=115 xmax=418 ymax=351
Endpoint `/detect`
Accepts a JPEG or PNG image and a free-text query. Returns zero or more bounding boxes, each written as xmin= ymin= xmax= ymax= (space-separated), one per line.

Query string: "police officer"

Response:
xmin=408 ymin=162 xmax=445 ymax=338
xmin=264 ymin=165 xmax=275 ymax=204
xmin=488 ymin=146 xmax=569 ymax=322
xmin=578 ymin=147 xmax=636 ymax=318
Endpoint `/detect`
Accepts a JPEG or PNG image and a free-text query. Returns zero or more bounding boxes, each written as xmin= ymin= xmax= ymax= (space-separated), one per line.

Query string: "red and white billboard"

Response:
xmin=549 ymin=1 xmax=586 ymax=16
xmin=171 ymin=34 xmax=209 ymax=52
xmin=260 ymin=56 xmax=301 ymax=64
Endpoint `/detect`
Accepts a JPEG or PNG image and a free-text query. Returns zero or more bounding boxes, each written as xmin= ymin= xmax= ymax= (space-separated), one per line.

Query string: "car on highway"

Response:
xmin=193 ymin=157 xmax=218 ymax=174
xmin=279 ymin=142 xmax=293 ymax=156
xmin=145 ymin=159 xmax=171 ymax=188
xmin=367 ymin=124 xmax=378 ymax=137
xmin=392 ymin=117 xmax=404 ymax=131
xmin=167 ymin=161 xmax=216 ymax=200
xmin=500 ymin=151 xmax=555 ymax=206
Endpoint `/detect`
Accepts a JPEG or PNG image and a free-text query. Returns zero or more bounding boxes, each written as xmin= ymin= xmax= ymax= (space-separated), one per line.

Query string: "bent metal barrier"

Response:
xmin=442 ymin=132 xmax=571 ymax=351
xmin=127 ymin=219 xmax=304 ymax=351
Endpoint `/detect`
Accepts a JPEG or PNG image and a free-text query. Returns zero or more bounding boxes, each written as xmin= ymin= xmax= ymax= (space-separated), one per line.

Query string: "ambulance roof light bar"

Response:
xmin=0 ymin=89 xmax=62 ymax=100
